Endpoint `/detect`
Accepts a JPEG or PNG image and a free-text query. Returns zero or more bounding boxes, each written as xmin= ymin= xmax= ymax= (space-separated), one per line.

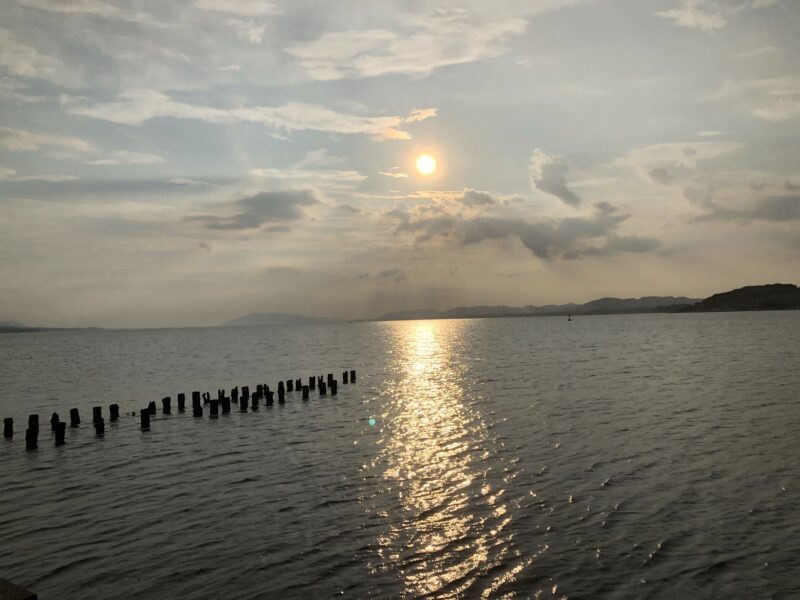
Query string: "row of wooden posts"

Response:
xmin=3 ymin=370 xmax=356 ymax=450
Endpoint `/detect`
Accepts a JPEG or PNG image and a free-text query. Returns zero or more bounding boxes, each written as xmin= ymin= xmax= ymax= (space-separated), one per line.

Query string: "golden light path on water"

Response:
xmin=368 ymin=320 xmax=543 ymax=598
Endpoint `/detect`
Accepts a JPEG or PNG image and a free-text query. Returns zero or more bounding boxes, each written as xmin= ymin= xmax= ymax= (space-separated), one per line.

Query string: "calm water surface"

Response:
xmin=1 ymin=312 xmax=799 ymax=599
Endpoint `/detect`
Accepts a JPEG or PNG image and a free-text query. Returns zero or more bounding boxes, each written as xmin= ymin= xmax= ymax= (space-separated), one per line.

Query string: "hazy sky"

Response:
xmin=1 ymin=0 xmax=798 ymax=327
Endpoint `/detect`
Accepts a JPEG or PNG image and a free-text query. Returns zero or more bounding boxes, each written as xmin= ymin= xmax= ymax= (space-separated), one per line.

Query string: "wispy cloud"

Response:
xmin=187 ymin=189 xmax=319 ymax=230
xmin=656 ymin=0 xmax=777 ymax=32
xmin=0 ymin=167 xmax=78 ymax=182
xmin=286 ymin=13 xmax=527 ymax=80
xmin=86 ymin=150 xmax=165 ymax=166
xmin=0 ymin=127 xmax=93 ymax=152
xmin=71 ymin=91 xmax=436 ymax=141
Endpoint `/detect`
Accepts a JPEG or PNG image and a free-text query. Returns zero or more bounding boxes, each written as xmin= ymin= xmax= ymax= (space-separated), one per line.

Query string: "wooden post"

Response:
xmin=202 ymin=392 xmax=210 ymax=405
xmin=55 ymin=421 xmax=66 ymax=446
xmin=239 ymin=395 xmax=247 ymax=411
xmin=192 ymin=391 xmax=200 ymax=406
xmin=69 ymin=408 xmax=80 ymax=427
xmin=343 ymin=371 xmax=349 ymax=384
xmin=350 ymin=369 xmax=356 ymax=382
xmin=231 ymin=387 xmax=239 ymax=402
xmin=162 ymin=397 xmax=172 ymax=415
xmin=140 ymin=408 xmax=150 ymax=430
xmin=287 ymin=380 xmax=294 ymax=392
xmin=295 ymin=378 xmax=302 ymax=391
xmin=256 ymin=384 xmax=263 ymax=398
xmin=309 ymin=376 xmax=315 ymax=390
xmin=25 ymin=427 xmax=37 ymax=450
xmin=50 ymin=412 xmax=60 ymax=431
xmin=222 ymin=397 xmax=231 ymax=414
xmin=109 ymin=404 xmax=119 ymax=422
xmin=331 ymin=380 xmax=338 ymax=396
xmin=3 ymin=417 xmax=12 ymax=438
xmin=242 ymin=386 xmax=249 ymax=402
xmin=0 ymin=577 xmax=39 ymax=599
xmin=251 ymin=393 xmax=259 ymax=410
xmin=278 ymin=387 xmax=285 ymax=404
xmin=319 ymin=381 xmax=327 ymax=396
xmin=92 ymin=407 xmax=102 ymax=423
xmin=193 ymin=397 xmax=203 ymax=417
xmin=265 ymin=391 xmax=274 ymax=406
xmin=28 ymin=414 xmax=39 ymax=432
xmin=327 ymin=373 xmax=334 ymax=386
xmin=302 ymin=385 xmax=309 ymax=400
xmin=177 ymin=393 xmax=186 ymax=412
xmin=210 ymin=399 xmax=219 ymax=417
xmin=94 ymin=417 xmax=105 ymax=435
xmin=148 ymin=401 xmax=157 ymax=415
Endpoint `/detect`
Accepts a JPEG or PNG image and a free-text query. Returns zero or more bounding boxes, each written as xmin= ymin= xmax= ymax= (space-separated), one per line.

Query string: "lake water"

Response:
xmin=1 ymin=312 xmax=799 ymax=599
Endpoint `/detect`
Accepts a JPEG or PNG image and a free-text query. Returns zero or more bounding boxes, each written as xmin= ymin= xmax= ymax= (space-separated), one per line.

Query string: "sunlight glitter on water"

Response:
xmin=370 ymin=320 xmax=536 ymax=598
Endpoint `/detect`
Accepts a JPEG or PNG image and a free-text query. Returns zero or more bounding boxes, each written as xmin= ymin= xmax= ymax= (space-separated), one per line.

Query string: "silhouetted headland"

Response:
xmin=678 ymin=283 xmax=800 ymax=312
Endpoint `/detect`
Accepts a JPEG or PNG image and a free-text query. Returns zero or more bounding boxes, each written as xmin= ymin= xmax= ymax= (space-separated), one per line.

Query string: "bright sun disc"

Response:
xmin=416 ymin=153 xmax=436 ymax=175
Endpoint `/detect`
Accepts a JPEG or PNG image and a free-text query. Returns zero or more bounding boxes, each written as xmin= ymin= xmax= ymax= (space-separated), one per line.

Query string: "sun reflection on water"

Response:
xmin=369 ymin=320 xmax=534 ymax=597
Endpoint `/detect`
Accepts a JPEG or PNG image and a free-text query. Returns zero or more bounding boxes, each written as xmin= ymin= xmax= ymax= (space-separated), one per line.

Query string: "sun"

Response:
xmin=416 ymin=153 xmax=436 ymax=176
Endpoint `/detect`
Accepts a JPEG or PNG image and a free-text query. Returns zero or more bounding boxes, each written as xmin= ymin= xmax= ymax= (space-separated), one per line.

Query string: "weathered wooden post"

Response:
xmin=92 ymin=407 xmax=102 ymax=424
xmin=94 ymin=417 xmax=105 ymax=435
xmin=251 ymin=393 xmax=259 ymax=410
xmin=55 ymin=421 xmax=66 ymax=446
xmin=287 ymin=380 xmax=294 ymax=392
xmin=319 ymin=381 xmax=327 ymax=396
xmin=177 ymin=393 xmax=186 ymax=412
xmin=239 ymin=395 xmax=248 ymax=411
xmin=192 ymin=391 xmax=200 ymax=407
xmin=148 ymin=401 xmax=157 ymax=415
xmin=232 ymin=387 xmax=239 ymax=402
xmin=278 ymin=381 xmax=285 ymax=404
xmin=50 ymin=412 xmax=60 ymax=431
xmin=309 ymin=376 xmax=315 ymax=390
xmin=3 ymin=417 xmax=12 ymax=438
xmin=295 ymin=378 xmax=302 ymax=391
xmin=162 ymin=397 xmax=172 ymax=415
xmin=109 ymin=404 xmax=119 ymax=422
xmin=25 ymin=427 xmax=37 ymax=450
xmin=210 ymin=399 xmax=219 ymax=418
xmin=266 ymin=391 xmax=274 ymax=406
xmin=331 ymin=380 xmax=338 ymax=396
xmin=28 ymin=414 xmax=39 ymax=432
xmin=202 ymin=392 xmax=210 ymax=405
xmin=140 ymin=408 xmax=150 ymax=430
xmin=350 ymin=369 xmax=356 ymax=382
xmin=192 ymin=396 xmax=203 ymax=417
xmin=242 ymin=386 xmax=250 ymax=402
xmin=302 ymin=385 xmax=309 ymax=400
xmin=69 ymin=408 xmax=80 ymax=428
xmin=221 ymin=397 xmax=231 ymax=414
xmin=327 ymin=373 xmax=334 ymax=387
xmin=256 ymin=384 xmax=263 ymax=399
xmin=343 ymin=371 xmax=349 ymax=384
xmin=317 ymin=375 xmax=324 ymax=388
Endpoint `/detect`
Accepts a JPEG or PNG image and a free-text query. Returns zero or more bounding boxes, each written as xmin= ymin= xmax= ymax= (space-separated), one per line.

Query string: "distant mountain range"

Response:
xmin=378 ymin=295 xmax=700 ymax=321
xmin=221 ymin=312 xmax=344 ymax=327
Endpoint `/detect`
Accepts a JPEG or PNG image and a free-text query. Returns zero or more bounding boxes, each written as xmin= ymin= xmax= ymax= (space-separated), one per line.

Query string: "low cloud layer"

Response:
xmin=188 ymin=190 xmax=319 ymax=230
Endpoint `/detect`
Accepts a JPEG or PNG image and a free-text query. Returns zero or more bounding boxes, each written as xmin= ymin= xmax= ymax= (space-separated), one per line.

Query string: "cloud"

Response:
xmin=461 ymin=189 xmax=495 ymax=207
xmin=71 ymin=90 xmax=436 ymax=141
xmin=194 ymin=0 xmax=279 ymax=17
xmin=0 ymin=127 xmax=93 ymax=152
xmin=0 ymin=28 xmax=75 ymax=86
xmin=656 ymin=0 xmax=776 ymax=31
xmin=530 ymin=149 xmax=581 ymax=207
xmin=86 ymin=151 xmax=165 ymax=165
xmin=0 ymin=167 xmax=78 ymax=182
xmin=392 ymin=200 xmax=659 ymax=260
xmin=691 ymin=194 xmax=800 ymax=223
xmin=187 ymin=189 xmax=318 ymax=230
xmin=249 ymin=168 xmax=365 ymax=183
xmin=614 ymin=141 xmax=744 ymax=179
xmin=286 ymin=14 xmax=527 ymax=80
